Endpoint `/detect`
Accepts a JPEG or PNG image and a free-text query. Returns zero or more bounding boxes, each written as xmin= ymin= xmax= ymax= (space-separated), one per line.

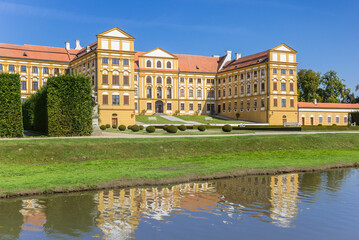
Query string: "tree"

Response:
xmin=318 ymin=71 xmax=346 ymax=103
xmin=356 ymin=84 xmax=359 ymax=91
xmin=342 ymin=88 xmax=355 ymax=103
xmin=297 ymin=69 xmax=321 ymax=102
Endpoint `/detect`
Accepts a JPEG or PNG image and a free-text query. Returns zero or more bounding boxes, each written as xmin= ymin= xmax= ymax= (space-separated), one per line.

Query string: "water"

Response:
xmin=0 ymin=168 xmax=358 ymax=240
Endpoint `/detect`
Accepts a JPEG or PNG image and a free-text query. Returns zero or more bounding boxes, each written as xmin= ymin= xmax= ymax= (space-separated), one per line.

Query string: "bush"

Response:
xmin=166 ymin=125 xmax=178 ymax=133
xmin=163 ymin=125 xmax=169 ymax=131
xmin=178 ymin=125 xmax=187 ymax=131
xmin=0 ymin=73 xmax=24 ymax=137
xmin=332 ymin=124 xmax=337 ymax=126
xmin=139 ymin=125 xmax=144 ymax=130
xmin=112 ymin=124 xmax=117 ymax=129
xmin=222 ymin=124 xmax=232 ymax=132
xmin=105 ymin=124 xmax=111 ymax=128
xmin=318 ymin=124 xmax=323 ymax=126
xmin=131 ymin=125 xmax=140 ymax=132
xmin=127 ymin=125 xmax=132 ymax=130
xmin=118 ymin=125 xmax=126 ymax=131
xmin=198 ymin=125 xmax=206 ymax=131
xmin=100 ymin=125 xmax=106 ymax=130
xmin=146 ymin=126 xmax=156 ymax=133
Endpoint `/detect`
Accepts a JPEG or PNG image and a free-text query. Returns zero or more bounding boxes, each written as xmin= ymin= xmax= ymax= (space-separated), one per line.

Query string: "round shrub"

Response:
xmin=163 ymin=125 xmax=169 ymax=131
xmin=100 ymin=125 xmax=106 ymax=130
xmin=139 ymin=125 xmax=144 ymax=130
xmin=105 ymin=124 xmax=111 ymax=128
xmin=178 ymin=125 xmax=187 ymax=131
xmin=112 ymin=124 xmax=117 ymax=129
xmin=127 ymin=125 xmax=132 ymax=130
xmin=332 ymin=124 xmax=337 ymax=127
xmin=118 ymin=125 xmax=126 ymax=131
xmin=222 ymin=124 xmax=232 ymax=132
xmin=146 ymin=126 xmax=156 ymax=133
xmin=131 ymin=125 xmax=140 ymax=132
xmin=318 ymin=124 xmax=323 ymax=127
xmin=166 ymin=125 xmax=178 ymax=133
xmin=198 ymin=125 xmax=206 ymax=131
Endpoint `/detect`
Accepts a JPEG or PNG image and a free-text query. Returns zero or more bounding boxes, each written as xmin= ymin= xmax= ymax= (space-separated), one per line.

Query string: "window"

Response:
xmin=273 ymin=68 xmax=277 ymax=74
xmin=32 ymin=81 xmax=38 ymax=90
xmin=123 ymin=59 xmax=129 ymax=66
xmin=289 ymin=69 xmax=294 ymax=75
xmin=223 ymin=89 xmax=226 ymax=97
xmin=328 ymin=116 xmax=332 ymax=123
xmin=180 ymin=77 xmax=185 ymax=83
xmin=228 ymin=102 xmax=231 ymax=112
xmin=54 ymin=68 xmax=59 ymax=74
xmin=261 ymin=82 xmax=265 ymax=92
xmin=336 ymin=116 xmax=339 ymax=123
xmin=261 ymin=69 xmax=265 ymax=76
xmin=207 ymin=103 xmax=211 ymax=112
xmin=246 ymin=100 xmax=250 ymax=110
xmin=156 ymin=61 xmax=162 ymax=68
xmin=247 ymin=72 xmax=251 ymax=78
xmin=112 ymin=75 xmax=119 ymax=85
xmin=166 ymin=61 xmax=172 ymax=69
xmin=281 ymin=69 xmax=286 ymax=75
xmin=166 ymin=77 xmax=171 ymax=85
xmin=146 ymin=76 xmax=152 ymax=84
xmin=112 ymin=58 xmax=119 ymax=65
xmin=290 ymin=82 xmax=294 ymax=92
xmin=21 ymin=65 xmax=27 ymax=72
xmin=180 ymin=89 xmax=185 ymax=97
xmin=9 ymin=65 xmax=15 ymax=71
xmin=102 ymin=74 xmax=108 ymax=85
xmin=274 ymin=99 xmax=278 ymax=107
xmin=189 ymin=103 xmax=194 ymax=111
xmin=319 ymin=116 xmax=323 ymax=123
xmin=32 ymin=66 xmax=38 ymax=73
xmin=147 ymin=86 xmax=152 ymax=98
xmin=146 ymin=60 xmax=151 ymax=68
xmin=180 ymin=103 xmax=185 ymax=111
xmin=189 ymin=89 xmax=194 ymax=97
xmin=102 ymin=95 xmax=108 ymax=105
xmin=234 ymin=87 xmax=238 ymax=95
xmin=207 ymin=90 xmax=215 ymax=98
xmin=253 ymin=99 xmax=257 ymax=109
xmin=135 ymin=102 xmax=138 ymax=110
xmin=197 ymin=89 xmax=202 ymax=98
xmin=157 ymin=87 xmax=162 ymax=98
xmin=254 ymin=84 xmax=258 ymax=93
xmin=207 ymin=79 xmax=211 ymax=84
xmin=240 ymin=101 xmax=244 ymax=110
xmin=167 ymin=87 xmax=172 ymax=99
xmin=240 ymin=74 xmax=244 ymax=80
xmin=235 ymin=75 xmax=238 ymax=81
xmin=234 ymin=102 xmax=237 ymax=111
xmin=112 ymin=95 xmax=120 ymax=105
xmin=135 ymin=88 xmax=138 ymax=96
xmin=102 ymin=58 xmax=108 ymax=64
xmin=147 ymin=102 xmax=152 ymax=110
xmin=273 ymin=82 xmax=277 ymax=91
xmin=189 ymin=78 xmax=193 ymax=84
xmin=223 ymin=78 xmax=225 ymax=83
xmin=344 ymin=116 xmax=348 ymax=123
xmin=282 ymin=99 xmax=286 ymax=107
xmin=218 ymin=90 xmax=221 ymax=97
xmin=156 ymin=76 xmax=162 ymax=84
xmin=247 ymin=85 xmax=251 ymax=94
xmin=222 ymin=103 xmax=226 ymax=112
xmin=197 ymin=78 xmax=201 ymax=84
xmin=124 ymin=95 xmax=129 ymax=105
xmin=123 ymin=76 xmax=129 ymax=86
xmin=134 ymin=75 xmax=138 ymax=81
xmin=198 ymin=103 xmax=202 ymax=111
xmin=43 ymin=67 xmax=49 ymax=74
xmin=228 ymin=88 xmax=232 ymax=96
xmin=241 ymin=86 xmax=244 ymax=95
xmin=281 ymin=82 xmax=286 ymax=91
xmin=290 ymin=99 xmax=294 ymax=107
xmin=0 ymin=64 xmax=2 ymax=71
xmin=261 ymin=99 xmax=265 ymax=108
xmin=254 ymin=71 xmax=257 ymax=77
xmin=21 ymin=81 xmax=26 ymax=90
xmin=167 ymin=103 xmax=172 ymax=111
xmin=218 ymin=79 xmax=221 ymax=84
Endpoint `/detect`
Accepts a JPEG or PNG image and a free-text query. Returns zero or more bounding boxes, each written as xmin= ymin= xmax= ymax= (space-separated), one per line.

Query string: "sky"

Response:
xmin=0 ymin=0 xmax=358 ymax=93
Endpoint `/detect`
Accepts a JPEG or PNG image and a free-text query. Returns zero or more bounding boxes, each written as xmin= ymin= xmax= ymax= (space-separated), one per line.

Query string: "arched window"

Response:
xmin=157 ymin=61 xmax=162 ymax=68
xmin=157 ymin=76 xmax=162 ymax=84
xmin=146 ymin=76 xmax=152 ymax=84
xmin=146 ymin=60 xmax=152 ymax=68
xmin=166 ymin=61 xmax=172 ymax=69
xmin=166 ymin=77 xmax=171 ymax=85
xmin=157 ymin=87 xmax=162 ymax=98
xmin=147 ymin=86 xmax=152 ymax=98
xmin=167 ymin=87 xmax=172 ymax=99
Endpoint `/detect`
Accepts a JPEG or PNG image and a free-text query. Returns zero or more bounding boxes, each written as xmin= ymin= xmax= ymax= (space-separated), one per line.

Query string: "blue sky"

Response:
xmin=0 ymin=0 xmax=358 ymax=93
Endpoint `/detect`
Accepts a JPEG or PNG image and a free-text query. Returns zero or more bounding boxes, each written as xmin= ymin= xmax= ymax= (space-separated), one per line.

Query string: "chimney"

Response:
xmin=86 ymin=45 xmax=90 ymax=53
xmin=65 ymin=42 xmax=70 ymax=51
xmin=235 ymin=53 xmax=242 ymax=60
xmin=212 ymin=55 xmax=220 ymax=58
xmin=225 ymin=50 xmax=232 ymax=60
xmin=313 ymin=99 xmax=317 ymax=105
xmin=75 ymin=40 xmax=82 ymax=50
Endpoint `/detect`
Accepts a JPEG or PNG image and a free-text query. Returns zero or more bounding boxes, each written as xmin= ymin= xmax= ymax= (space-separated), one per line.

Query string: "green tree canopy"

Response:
xmin=318 ymin=71 xmax=346 ymax=103
xmin=297 ymin=69 xmax=321 ymax=102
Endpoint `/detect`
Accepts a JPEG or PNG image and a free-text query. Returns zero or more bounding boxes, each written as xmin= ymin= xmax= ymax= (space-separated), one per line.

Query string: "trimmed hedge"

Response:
xmin=146 ymin=126 xmax=156 ymax=133
xmin=47 ymin=74 xmax=93 ymax=136
xmin=118 ymin=125 xmax=126 ymax=131
xmin=178 ymin=125 xmax=187 ymax=131
xmin=222 ymin=125 xmax=232 ymax=132
xmin=198 ymin=125 xmax=206 ymax=131
xmin=166 ymin=125 xmax=178 ymax=133
xmin=0 ymin=73 xmax=23 ymax=137
xmin=131 ymin=125 xmax=140 ymax=132
xmin=100 ymin=125 xmax=106 ymax=130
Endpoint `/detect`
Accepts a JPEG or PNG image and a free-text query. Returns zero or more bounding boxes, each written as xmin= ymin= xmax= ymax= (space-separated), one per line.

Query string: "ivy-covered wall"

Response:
xmin=0 ymin=73 xmax=23 ymax=137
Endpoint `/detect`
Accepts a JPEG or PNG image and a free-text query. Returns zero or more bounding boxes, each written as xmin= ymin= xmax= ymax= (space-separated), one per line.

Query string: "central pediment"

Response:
xmin=140 ymin=48 xmax=177 ymax=58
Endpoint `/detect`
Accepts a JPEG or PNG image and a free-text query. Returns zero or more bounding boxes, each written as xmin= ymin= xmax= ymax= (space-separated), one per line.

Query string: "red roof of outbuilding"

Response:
xmin=298 ymin=102 xmax=359 ymax=109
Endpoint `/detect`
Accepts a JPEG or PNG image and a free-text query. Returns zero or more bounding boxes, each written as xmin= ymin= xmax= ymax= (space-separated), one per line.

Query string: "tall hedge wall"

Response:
xmin=22 ymin=85 xmax=48 ymax=133
xmin=350 ymin=111 xmax=359 ymax=124
xmin=47 ymin=74 xmax=93 ymax=136
xmin=0 ymin=73 xmax=23 ymax=137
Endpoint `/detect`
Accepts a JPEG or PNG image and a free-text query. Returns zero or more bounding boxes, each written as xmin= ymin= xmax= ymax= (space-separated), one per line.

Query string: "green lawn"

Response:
xmin=175 ymin=115 xmax=245 ymax=124
xmin=0 ymin=134 xmax=358 ymax=196
xmin=135 ymin=115 xmax=183 ymax=124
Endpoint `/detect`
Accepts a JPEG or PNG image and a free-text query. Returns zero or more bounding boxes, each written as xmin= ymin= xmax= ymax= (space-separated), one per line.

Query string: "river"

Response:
xmin=0 ymin=168 xmax=358 ymax=239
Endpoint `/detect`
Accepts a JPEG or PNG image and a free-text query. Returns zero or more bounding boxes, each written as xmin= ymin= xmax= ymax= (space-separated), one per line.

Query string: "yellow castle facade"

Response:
xmin=1 ymin=27 xmax=358 ymax=126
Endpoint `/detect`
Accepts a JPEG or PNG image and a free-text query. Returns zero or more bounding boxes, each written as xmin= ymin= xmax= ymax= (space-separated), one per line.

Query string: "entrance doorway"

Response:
xmin=310 ymin=117 xmax=314 ymax=126
xmin=282 ymin=115 xmax=287 ymax=125
xmin=155 ymin=100 xmax=163 ymax=113
xmin=302 ymin=117 xmax=305 ymax=126
xmin=112 ymin=118 xmax=118 ymax=126
xmin=218 ymin=105 xmax=221 ymax=114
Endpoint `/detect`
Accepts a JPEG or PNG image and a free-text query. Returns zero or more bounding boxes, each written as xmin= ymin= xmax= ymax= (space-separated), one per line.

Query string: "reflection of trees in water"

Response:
xmin=0 ymin=200 xmax=23 ymax=239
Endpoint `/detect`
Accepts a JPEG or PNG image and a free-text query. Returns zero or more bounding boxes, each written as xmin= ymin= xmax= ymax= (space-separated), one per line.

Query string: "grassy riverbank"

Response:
xmin=1 ymin=133 xmax=358 ymax=197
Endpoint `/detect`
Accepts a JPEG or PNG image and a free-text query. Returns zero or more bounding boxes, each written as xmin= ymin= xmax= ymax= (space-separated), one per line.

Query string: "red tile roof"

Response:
xmin=0 ymin=43 xmax=78 ymax=62
xmin=219 ymin=51 xmax=269 ymax=72
xmin=298 ymin=102 xmax=359 ymax=109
